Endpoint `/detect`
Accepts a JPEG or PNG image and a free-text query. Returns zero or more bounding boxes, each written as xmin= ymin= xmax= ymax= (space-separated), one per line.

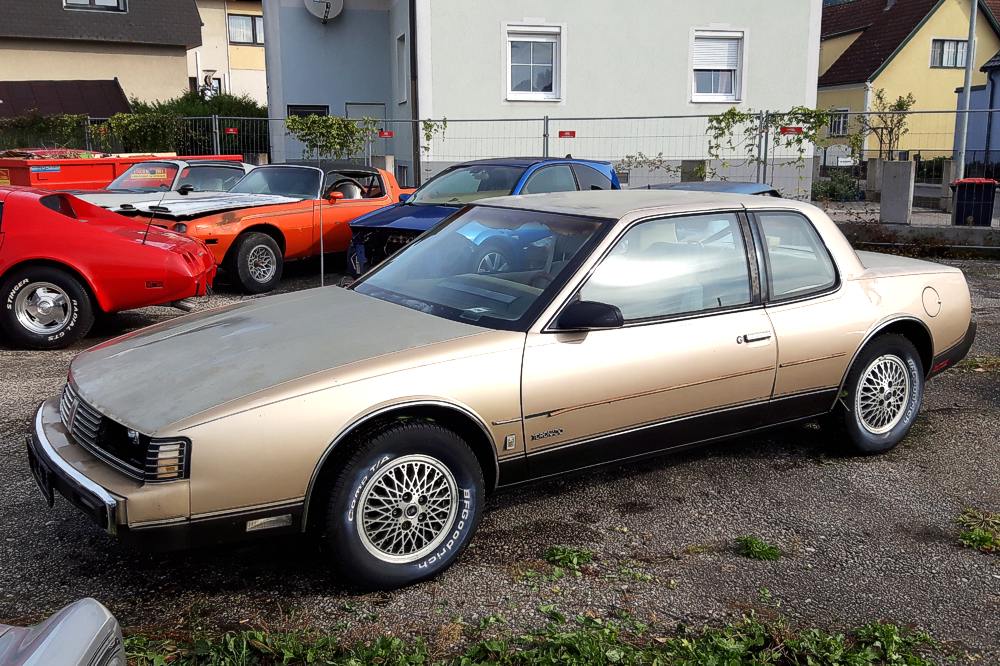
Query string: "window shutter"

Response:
xmin=693 ymin=37 xmax=741 ymax=70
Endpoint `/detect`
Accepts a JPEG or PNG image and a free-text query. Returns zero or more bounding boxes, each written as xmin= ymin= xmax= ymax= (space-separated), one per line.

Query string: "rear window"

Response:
xmin=39 ymin=194 xmax=78 ymax=219
xmin=176 ymin=165 xmax=245 ymax=192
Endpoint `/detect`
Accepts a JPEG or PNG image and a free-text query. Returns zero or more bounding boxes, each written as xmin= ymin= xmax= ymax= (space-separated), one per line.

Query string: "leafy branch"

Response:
xmin=285 ymin=115 xmax=379 ymax=160
xmin=420 ymin=118 xmax=447 ymax=154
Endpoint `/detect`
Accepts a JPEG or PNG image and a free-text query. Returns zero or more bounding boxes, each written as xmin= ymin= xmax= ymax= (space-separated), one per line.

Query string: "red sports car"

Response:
xmin=0 ymin=186 xmax=216 ymax=349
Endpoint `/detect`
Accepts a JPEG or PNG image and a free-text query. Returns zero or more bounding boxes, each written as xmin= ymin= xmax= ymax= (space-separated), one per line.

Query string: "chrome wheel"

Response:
xmin=247 ymin=244 xmax=277 ymax=283
xmin=356 ymin=454 xmax=459 ymax=564
xmin=855 ymin=354 xmax=911 ymax=434
xmin=477 ymin=251 xmax=509 ymax=274
xmin=14 ymin=282 xmax=71 ymax=335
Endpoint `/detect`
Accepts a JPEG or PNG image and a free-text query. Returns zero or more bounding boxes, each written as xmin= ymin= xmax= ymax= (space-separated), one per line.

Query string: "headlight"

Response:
xmin=145 ymin=438 xmax=190 ymax=481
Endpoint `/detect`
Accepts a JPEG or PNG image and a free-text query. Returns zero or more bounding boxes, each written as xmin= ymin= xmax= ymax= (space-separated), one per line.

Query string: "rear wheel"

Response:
xmin=473 ymin=242 xmax=512 ymax=274
xmin=228 ymin=232 xmax=283 ymax=294
xmin=835 ymin=334 xmax=924 ymax=454
xmin=319 ymin=421 xmax=485 ymax=590
xmin=0 ymin=266 xmax=94 ymax=349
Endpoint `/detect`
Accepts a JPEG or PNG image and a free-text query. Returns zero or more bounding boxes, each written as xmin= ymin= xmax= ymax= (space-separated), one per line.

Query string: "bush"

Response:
xmin=131 ymin=90 xmax=267 ymax=118
xmin=0 ymin=112 xmax=87 ymax=150
xmin=812 ymin=170 xmax=862 ymax=202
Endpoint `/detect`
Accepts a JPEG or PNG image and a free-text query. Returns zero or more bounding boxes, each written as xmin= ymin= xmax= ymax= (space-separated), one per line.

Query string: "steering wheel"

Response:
xmin=326 ymin=177 xmax=365 ymax=198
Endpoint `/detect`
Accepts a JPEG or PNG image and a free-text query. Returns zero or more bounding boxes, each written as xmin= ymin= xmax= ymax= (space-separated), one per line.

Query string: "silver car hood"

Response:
xmin=73 ymin=190 xmax=224 ymax=209
xmin=69 ymin=287 xmax=489 ymax=433
xmin=115 ymin=193 xmax=303 ymax=219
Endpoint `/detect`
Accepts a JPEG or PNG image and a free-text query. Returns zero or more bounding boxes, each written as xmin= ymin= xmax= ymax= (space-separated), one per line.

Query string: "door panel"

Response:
xmin=521 ymin=310 xmax=776 ymax=456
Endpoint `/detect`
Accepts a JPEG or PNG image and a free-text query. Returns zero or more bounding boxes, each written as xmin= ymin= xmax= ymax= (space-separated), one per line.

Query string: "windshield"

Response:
xmin=408 ymin=165 xmax=524 ymax=205
xmin=353 ymin=206 xmax=609 ymax=331
xmin=230 ymin=167 xmax=320 ymax=199
xmin=176 ymin=165 xmax=246 ymax=192
xmin=108 ymin=162 xmax=179 ymax=191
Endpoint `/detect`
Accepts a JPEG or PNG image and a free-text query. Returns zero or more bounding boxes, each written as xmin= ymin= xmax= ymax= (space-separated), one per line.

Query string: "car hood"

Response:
xmin=71 ymin=190 xmax=225 ymax=209
xmin=116 ymin=193 xmax=304 ymax=220
xmin=349 ymin=203 xmax=461 ymax=232
xmin=69 ymin=287 xmax=490 ymax=434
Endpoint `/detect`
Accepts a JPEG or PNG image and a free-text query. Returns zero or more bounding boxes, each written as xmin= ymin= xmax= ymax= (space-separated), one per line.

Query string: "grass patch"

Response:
xmin=126 ymin=613 xmax=940 ymax=665
xmin=736 ymin=535 xmax=782 ymax=561
xmin=542 ymin=546 xmax=595 ymax=577
xmin=957 ymin=507 xmax=1000 ymax=554
xmin=955 ymin=355 xmax=1000 ymax=372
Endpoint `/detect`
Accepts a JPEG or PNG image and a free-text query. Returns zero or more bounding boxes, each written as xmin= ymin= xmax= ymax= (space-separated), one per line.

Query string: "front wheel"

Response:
xmin=0 ymin=267 xmax=94 ymax=349
xmin=320 ymin=421 xmax=485 ymax=590
xmin=836 ymin=334 xmax=924 ymax=454
xmin=229 ymin=232 xmax=283 ymax=294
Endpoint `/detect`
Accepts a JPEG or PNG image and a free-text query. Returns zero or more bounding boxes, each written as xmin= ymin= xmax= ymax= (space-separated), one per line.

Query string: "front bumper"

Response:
xmin=26 ymin=401 xmax=118 ymax=535
xmin=26 ymin=399 xmax=302 ymax=550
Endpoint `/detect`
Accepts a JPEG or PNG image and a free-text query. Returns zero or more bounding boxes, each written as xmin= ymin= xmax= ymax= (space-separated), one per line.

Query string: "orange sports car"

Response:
xmin=117 ymin=165 xmax=410 ymax=293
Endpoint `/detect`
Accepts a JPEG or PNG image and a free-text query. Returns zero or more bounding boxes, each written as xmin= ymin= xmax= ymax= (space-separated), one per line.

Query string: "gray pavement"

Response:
xmin=0 ymin=258 xmax=998 ymax=657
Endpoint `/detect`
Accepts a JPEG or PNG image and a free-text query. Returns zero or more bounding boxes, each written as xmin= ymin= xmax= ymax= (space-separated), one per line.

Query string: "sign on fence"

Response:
xmin=224 ymin=127 xmax=239 ymax=135
xmin=779 ymin=126 xmax=804 ymax=136
xmin=558 ymin=130 xmax=576 ymax=138
xmin=378 ymin=130 xmax=395 ymax=138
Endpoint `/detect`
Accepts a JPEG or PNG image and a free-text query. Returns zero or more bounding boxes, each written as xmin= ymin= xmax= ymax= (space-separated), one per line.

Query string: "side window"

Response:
xmin=521 ymin=165 xmax=578 ymax=195
xmin=572 ymin=164 xmax=613 ymax=191
xmin=177 ymin=166 xmax=245 ymax=192
xmin=757 ymin=212 xmax=837 ymax=300
xmin=579 ymin=213 xmax=751 ymax=321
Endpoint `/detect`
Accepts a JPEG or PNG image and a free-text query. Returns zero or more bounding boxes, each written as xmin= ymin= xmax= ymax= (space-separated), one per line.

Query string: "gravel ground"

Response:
xmin=1 ymin=258 xmax=998 ymax=658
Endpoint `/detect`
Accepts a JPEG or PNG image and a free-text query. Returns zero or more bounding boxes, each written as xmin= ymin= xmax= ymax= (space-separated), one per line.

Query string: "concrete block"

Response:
xmin=939 ymin=159 xmax=955 ymax=212
xmin=880 ymin=160 xmax=915 ymax=225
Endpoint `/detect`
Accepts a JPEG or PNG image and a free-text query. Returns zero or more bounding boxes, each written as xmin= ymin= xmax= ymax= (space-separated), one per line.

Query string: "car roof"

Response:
xmin=459 ymin=157 xmax=613 ymax=168
xmin=477 ymin=189 xmax=810 ymax=219
xmin=646 ymin=181 xmax=779 ymax=195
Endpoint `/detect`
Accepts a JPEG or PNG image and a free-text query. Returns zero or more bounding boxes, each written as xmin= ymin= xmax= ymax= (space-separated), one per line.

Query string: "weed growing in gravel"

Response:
xmin=955 ymin=355 xmax=1000 ymax=372
xmin=737 ymin=535 xmax=782 ymax=561
xmin=542 ymin=545 xmax=594 ymax=577
xmin=125 ymin=612 xmax=940 ymax=665
xmin=956 ymin=508 xmax=1000 ymax=553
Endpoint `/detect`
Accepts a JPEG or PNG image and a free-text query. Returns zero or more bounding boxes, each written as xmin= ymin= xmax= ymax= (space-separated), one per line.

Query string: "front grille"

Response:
xmin=60 ymin=384 xmax=147 ymax=481
xmin=357 ymin=229 xmax=419 ymax=270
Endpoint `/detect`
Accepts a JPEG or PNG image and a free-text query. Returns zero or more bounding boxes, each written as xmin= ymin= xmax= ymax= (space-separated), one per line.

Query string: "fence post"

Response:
xmin=543 ymin=116 xmax=550 ymax=158
xmin=84 ymin=117 xmax=92 ymax=152
xmin=211 ymin=115 xmax=221 ymax=155
xmin=760 ymin=112 xmax=771 ymax=184
xmin=755 ymin=111 xmax=766 ymax=183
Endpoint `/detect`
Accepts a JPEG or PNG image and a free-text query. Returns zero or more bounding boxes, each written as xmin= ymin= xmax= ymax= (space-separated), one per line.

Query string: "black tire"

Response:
xmin=472 ymin=241 xmax=512 ymax=274
xmin=228 ymin=232 xmax=283 ymax=294
xmin=835 ymin=334 xmax=924 ymax=454
xmin=0 ymin=266 xmax=94 ymax=349
xmin=320 ymin=421 xmax=485 ymax=590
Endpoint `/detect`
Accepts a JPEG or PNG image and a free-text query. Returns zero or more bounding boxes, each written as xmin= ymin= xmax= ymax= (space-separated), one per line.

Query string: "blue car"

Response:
xmin=347 ymin=157 xmax=620 ymax=276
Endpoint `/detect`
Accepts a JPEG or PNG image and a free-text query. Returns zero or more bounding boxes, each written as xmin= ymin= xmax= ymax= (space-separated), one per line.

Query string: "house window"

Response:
xmin=506 ymin=25 xmax=561 ymax=101
xmin=829 ymin=109 xmax=849 ymax=137
xmin=692 ymin=31 xmax=743 ymax=102
xmin=64 ymin=0 xmax=127 ymax=11
xmin=287 ymin=105 xmax=330 ymax=117
xmin=229 ymin=14 xmax=264 ymax=45
xmin=395 ymin=34 xmax=408 ymax=104
xmin=930 ymin=39 xmax=967 ymax=68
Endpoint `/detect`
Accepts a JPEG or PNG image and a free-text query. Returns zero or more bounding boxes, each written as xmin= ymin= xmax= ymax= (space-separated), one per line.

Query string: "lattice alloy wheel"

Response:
xmin=355 ymin=454 xmax=459 ymax=564
xmin=854 ymin=354 xmax=912 ymax=435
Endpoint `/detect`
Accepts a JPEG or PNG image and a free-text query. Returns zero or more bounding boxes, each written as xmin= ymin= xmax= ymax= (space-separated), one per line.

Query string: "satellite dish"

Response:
xmin=304 ymin=0 xmax=343 ymax=23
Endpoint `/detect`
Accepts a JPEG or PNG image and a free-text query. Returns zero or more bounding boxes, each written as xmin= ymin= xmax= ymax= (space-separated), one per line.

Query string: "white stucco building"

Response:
xmin=264 ymin=0 xmax=823 ymax=189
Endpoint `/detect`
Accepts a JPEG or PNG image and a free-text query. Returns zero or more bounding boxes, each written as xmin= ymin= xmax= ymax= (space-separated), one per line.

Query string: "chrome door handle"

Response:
xmin=743 ymin=331 xmax=772 ymax=343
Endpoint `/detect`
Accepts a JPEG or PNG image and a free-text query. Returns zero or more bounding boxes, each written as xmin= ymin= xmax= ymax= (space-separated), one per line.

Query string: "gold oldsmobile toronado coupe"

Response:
xmin=27 ymin=190 xmax=975 ymax=589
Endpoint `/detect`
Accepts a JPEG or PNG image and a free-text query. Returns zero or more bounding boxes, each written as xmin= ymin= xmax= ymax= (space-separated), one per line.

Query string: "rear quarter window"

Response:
xmin=757 ymin=211 xmax=837 ymax=300
xmin=39 ymin=194 xmax=79 ymax=219
xmin=573 ymin=164 xmax=613 ymax=191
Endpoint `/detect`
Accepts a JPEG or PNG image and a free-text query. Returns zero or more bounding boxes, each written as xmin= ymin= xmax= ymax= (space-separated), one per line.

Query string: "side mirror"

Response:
xmin=399 ymin=193 xmax=411 ymax=203
xmin=327 ymin=191 xmax=345 ymax=203
xmin=555 ymin=300 xmax=624 ymax=331
xmin=177 ymin=184 xmax=195 ymax=195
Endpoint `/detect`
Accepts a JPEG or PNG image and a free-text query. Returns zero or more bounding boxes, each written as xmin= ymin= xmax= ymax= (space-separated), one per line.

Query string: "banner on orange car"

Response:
xmin=0 ymin=168 xmax=9 ymax=185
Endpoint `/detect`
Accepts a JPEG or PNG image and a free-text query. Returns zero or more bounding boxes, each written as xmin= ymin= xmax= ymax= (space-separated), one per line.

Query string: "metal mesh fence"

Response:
xmin=4 ymin=109 xmax=1000 ymax=225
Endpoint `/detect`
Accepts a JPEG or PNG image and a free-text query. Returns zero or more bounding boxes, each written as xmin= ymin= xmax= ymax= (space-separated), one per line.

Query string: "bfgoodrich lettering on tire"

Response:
xmin=320 ymin=421 xmax=485 ymax=590
xmin=837 ymin=334 xmax=924 ymax=454
xmin=0 ymin=266 xmax=94 ymax=350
